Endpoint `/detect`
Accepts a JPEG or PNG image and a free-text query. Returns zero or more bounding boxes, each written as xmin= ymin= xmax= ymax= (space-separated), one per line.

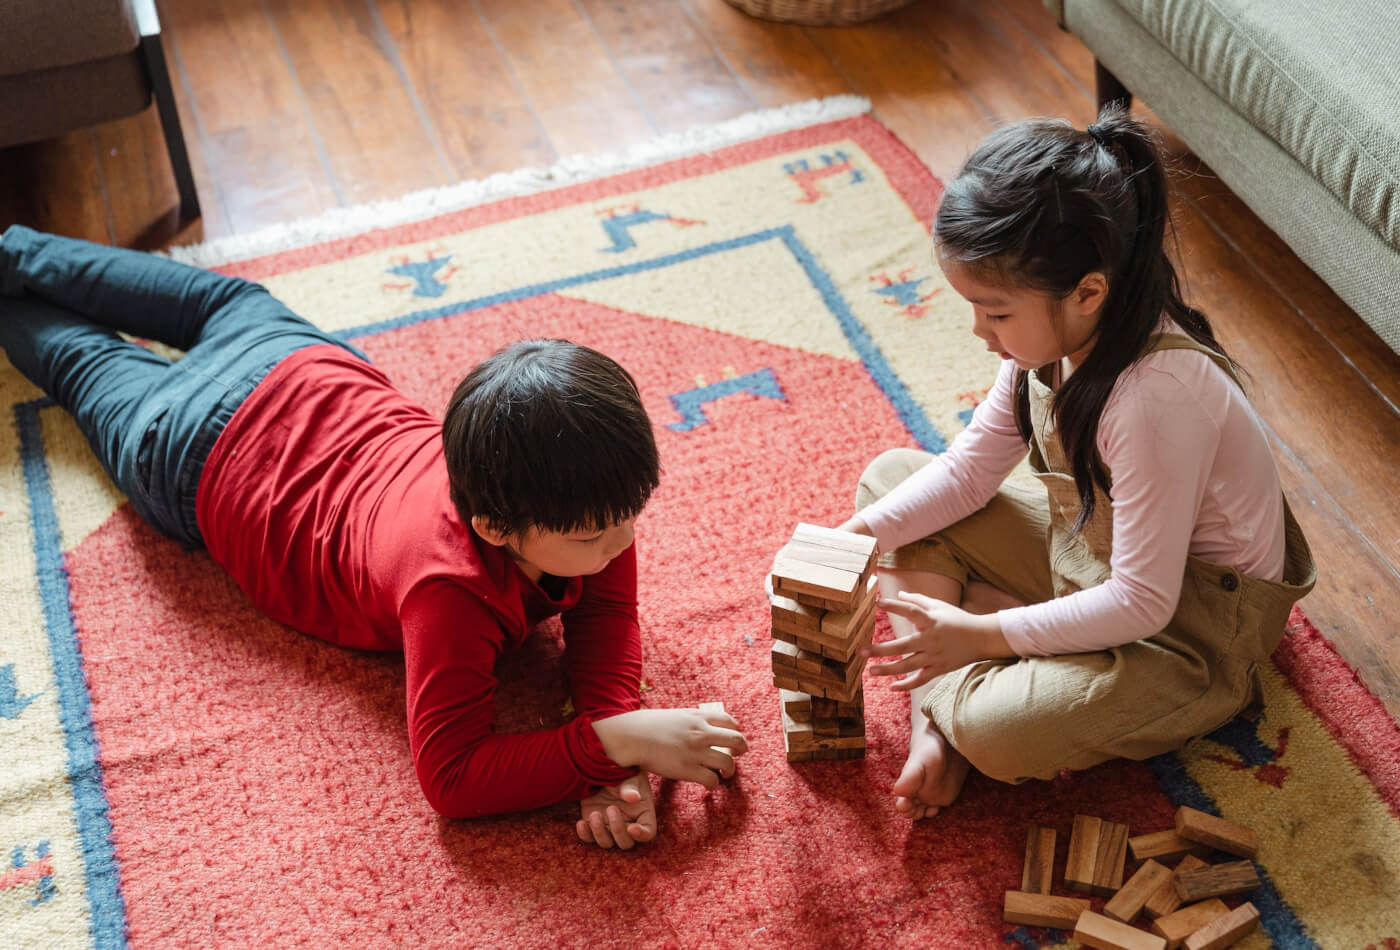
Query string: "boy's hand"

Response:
xmin=866 ymin=591 xmax=1013 ymax=689
xmin=592 ymin=708 xmax=747 ymax=788
xmin=577 ymin=773 xmax=656 ymax=850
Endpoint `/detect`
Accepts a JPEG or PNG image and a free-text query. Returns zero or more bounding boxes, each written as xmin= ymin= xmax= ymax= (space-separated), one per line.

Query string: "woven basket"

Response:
xmin=723 ymin=0 xmax=917 ymax=26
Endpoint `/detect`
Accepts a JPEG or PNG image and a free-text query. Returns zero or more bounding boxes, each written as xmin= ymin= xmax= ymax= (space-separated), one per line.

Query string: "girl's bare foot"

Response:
xmin=892 ymin=714 xmax=971 ymax=820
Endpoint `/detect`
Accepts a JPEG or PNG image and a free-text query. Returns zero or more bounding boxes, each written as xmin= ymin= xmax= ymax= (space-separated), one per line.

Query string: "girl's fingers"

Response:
xmin=619 ymin=783 xmax=642 ymax=804
xmin=688 ymin=765 xmax=721 ymax=790
xmin=877 ymin=597 xmax=926 ymax=620
xmin=867 ymin=654 xmax=919 ymax=677
xmin=865 ymin=634 xmax=919 ymax=657
xmin=576 ymin=819 xmax=593 ymax=843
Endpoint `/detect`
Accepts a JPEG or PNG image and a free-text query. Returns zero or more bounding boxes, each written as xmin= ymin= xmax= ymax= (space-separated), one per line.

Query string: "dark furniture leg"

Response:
xmin=1094 ymin=59 xmax=1132 ymax=113
xmin=134 ymin=0 xmax=201 ymax=224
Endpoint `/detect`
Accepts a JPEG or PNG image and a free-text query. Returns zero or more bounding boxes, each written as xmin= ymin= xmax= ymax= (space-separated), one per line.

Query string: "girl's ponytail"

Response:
xmin=935 ymin=105 xmax=1234 ymax=534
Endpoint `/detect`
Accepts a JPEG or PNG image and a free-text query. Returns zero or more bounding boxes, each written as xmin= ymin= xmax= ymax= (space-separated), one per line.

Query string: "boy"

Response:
xmin=0 ymin=226 xmax=746 ymax=850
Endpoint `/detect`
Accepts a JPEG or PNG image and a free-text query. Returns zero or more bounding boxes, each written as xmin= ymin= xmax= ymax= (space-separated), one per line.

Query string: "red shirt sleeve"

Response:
xmin=561 ymin=543 xmax=645 ymax=718
xmin=401 ymin=580 xmax=634 ymax=819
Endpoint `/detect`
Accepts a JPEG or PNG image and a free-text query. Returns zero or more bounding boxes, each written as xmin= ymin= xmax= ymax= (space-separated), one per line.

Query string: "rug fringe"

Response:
xmin=164 ymin=95 xmax=872 ymax=269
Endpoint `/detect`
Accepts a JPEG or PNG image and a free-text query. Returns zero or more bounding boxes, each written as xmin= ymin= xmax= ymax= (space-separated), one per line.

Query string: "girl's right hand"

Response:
xmin=592 ymin=708 xmax=747 ymax=788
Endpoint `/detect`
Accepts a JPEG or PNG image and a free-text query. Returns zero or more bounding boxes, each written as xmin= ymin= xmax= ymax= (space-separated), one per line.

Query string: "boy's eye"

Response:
xmin=987 ymin=313 xmax=1010 ymax=321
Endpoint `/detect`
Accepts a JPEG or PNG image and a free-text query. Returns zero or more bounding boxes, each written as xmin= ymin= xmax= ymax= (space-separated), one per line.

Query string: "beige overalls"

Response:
xmin=855 ymin=334 xmax=1317 ymax=784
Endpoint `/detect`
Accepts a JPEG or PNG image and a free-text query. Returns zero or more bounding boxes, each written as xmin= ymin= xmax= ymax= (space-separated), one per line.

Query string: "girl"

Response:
xmin=843 ymin=108 xmax=1315 ymax=819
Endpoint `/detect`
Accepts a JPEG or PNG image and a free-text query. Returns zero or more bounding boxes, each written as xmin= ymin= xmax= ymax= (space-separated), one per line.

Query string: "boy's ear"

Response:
xmin=1073 ymin=271 xmax=1110 ymax=317
xmin=469 ymin=515 xmax=511 ymax=547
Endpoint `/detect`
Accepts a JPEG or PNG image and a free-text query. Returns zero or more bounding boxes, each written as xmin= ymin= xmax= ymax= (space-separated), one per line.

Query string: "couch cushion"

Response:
xmin=1114 ymin=0 xmax=1400 ymax=250
xmin=0 ymin=0 xmax=140 ymax=79
xmin=0 ymin=53 xmax=149 ymax=147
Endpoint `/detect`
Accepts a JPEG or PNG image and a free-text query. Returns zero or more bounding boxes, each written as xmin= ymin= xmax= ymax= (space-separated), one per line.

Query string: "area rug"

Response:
xmin=3 ymin=97 xmax=1398 ymax=950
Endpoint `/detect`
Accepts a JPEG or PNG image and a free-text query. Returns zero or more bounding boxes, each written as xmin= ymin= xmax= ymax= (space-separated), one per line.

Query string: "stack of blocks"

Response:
xmin=1003 ymin=806 xmax=1263 ymax=950
xmin=768 ymin=523 xmax=880 ymax=763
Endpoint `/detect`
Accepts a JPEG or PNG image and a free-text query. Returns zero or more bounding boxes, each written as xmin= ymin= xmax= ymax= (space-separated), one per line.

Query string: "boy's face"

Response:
xmin=481 ymin=518 xmax=637 ymax=581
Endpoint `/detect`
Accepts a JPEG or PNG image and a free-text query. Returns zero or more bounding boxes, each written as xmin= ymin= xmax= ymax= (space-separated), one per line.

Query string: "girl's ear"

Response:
xmin=470 ymin=515 xmax=511 ymax=547
xmin=1073 ymin=271 xmax=1110 ymax=318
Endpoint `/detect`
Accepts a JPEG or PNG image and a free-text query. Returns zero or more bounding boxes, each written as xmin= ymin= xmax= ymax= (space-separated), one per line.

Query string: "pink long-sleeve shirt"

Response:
xmin=859 ymin=346 xmax=1286 ymax=656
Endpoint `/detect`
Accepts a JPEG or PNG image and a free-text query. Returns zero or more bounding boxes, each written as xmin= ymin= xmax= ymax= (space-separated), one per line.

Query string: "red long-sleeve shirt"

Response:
xmin=195 ymin=345 xmax=641 ymax=817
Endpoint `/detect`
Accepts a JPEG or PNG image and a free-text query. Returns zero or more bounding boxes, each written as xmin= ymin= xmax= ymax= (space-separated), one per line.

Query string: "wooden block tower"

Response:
xmin=768 ymin=523 xmax=880 ymax=762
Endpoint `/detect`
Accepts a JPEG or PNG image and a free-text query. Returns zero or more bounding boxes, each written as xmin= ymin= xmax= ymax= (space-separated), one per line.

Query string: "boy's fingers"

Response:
xmin=688 ymin=765 xmax=720 ymax=789
xmin=606 ymin=806 xmax=634 ymax=850
xmin=619 ymin=784 xmax=642 ymax=804
xmin=588 ymin=810 xmax=616 ymax=848
xmin=708 ymin=727 xmax=748 ymax=754
xmin=627 ymin=820 xmax=655 ymax=843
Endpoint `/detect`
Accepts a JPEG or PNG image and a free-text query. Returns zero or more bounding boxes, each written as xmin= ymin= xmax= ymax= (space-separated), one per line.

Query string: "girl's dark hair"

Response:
xmin=934 ymin=105 xmax=1234 ymax=533
xmin=442 ymin=339 xmax=660 ymax=537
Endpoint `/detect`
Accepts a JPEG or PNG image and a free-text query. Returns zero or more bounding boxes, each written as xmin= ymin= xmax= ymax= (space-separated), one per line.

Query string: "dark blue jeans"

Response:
xmin=0 ymin=226 xmax=366 ymax=547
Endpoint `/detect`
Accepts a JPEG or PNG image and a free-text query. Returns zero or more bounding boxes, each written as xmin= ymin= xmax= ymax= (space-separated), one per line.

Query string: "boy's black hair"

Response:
xmin=933 ymin=105 xmax=1236 ymax=534
xmin=442 ymin=339 xmax=660 ymax=538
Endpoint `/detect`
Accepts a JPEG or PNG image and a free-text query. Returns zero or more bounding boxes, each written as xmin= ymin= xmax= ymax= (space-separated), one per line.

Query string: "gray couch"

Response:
xmin=1047 ymin=0 xmax=1400 ymax=353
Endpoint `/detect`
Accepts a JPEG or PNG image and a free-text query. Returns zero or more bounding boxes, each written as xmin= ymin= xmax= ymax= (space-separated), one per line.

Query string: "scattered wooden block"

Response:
xmin=1144 ymin=855 xmax=1208 ymax=920
xmin=1181 ymin=902 xmax=1259 ymax=950
xmin=1022 ymin=827 xmax=1056 ymax=894
xmin=1129 ymin=830 xmax=1214 ymax=864
xmin=1103 ymin=860 xmax=1172 ymax=924
xmin=1093 ymin=819 xmax=1131 ymax=895
xmin=1003 ymin=891 xmax=1089 ymax=930
xmin=697 ymin=702 xmax=726 ymax=718
xmin=1150 ymin=899 xmax=1230 ymax=950
xmin=1173 ymin=860 xmax=1260 ymax=902
xmin=1066 ymin=815 xmax=1103 ymax=893
xmin=1074 ymin=909 xmax=1167 ymax=950
xmin=1174 ymin=807 xmax=1258 ymax=860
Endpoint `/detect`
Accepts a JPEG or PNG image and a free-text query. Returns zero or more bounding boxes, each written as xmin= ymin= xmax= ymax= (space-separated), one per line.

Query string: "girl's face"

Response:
xmin=939 ymin=257 xmax=1107 ymax=371
xmin=473 ymin=516 xmax=637 ymax=582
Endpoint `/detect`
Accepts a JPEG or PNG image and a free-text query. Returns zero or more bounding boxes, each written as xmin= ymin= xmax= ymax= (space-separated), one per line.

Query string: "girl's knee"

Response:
xmin=855 ymin=447 xmax=935 ymax=509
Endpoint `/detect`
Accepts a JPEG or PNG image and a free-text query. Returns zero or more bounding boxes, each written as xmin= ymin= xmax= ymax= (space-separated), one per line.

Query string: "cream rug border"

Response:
xmin=165 ymin=96 xmax=874 ymax=270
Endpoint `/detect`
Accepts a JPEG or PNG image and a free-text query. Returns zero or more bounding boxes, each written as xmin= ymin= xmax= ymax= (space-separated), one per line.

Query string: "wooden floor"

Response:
xmin=4 ymin=0 xmax=1399 ymax=717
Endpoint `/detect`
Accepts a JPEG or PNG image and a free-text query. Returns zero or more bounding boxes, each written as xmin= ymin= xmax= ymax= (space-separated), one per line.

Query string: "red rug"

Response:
xmin=5 ymin=99 xmax=1398 ymax=949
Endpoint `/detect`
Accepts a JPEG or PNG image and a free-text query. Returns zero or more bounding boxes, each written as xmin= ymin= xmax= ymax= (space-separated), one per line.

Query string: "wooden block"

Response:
xmin=1129 ymin=830 xmax=1214 ymax=864
xmin=772 ymin=639 xmax=799 ymax=669
xmin=1003 ymin=891 xmax=1089 ymax=930
xmin=1150 ymin=900 xmax=1230 ymax=950
xmin=1066 ymin=815 xmax=1103 ymax=893
xmin=1181 ymin=902 xmax=1259 ymax=950
xmin=1174 ymin=807 xmax=1258 ymax=860
xmin=1103 ymin=860 xmax=1172 ymax=923
xmin=1021 ymin=827 xmax=1056 ymax=894
xmin=771 ymin=555 xmax=862 ymax=607
xmin=1144 ymin=856 xmax=1208 ymax=920
xmin=1092 ymin=820 xmax=1130 ymax=895
xmin=818 ymin=573 xmax=879 ymax=638
xmin=785 ymin=538 xmax=873 ymax=575
xmin=770 ymin=592 xmax=823 ymax=631
xmin=811 ymin=746 xmax=864 ymax=760
xmin=772 ymin=672 xmax=802 ymax=692
xmin=697 ymin=701 xmax=725 ymax=718
xmin=1074 ymin=909 xmax=1167 ymax=950
xmin=779 ymin=689 xmax=811 ymax=722
xmin=836 ymin=714 xmax=865 ymax=737
xmin=781 ymin=710 xmax=866 ymax=756
xmin=1173 ymin=861 xmax=1260 ymax=902
xmin=791 ymin=522 xmax=878 ymax=559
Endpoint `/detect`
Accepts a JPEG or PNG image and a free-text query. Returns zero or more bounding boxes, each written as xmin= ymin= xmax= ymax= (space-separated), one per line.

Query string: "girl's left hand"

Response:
xmin=866 ymin=592 xmax=1006 ymax=690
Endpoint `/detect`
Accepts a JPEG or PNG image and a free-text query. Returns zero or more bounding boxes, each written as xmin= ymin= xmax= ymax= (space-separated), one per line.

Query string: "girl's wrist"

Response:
xmin=974 ymin=613 xmax=1016 ymax=660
